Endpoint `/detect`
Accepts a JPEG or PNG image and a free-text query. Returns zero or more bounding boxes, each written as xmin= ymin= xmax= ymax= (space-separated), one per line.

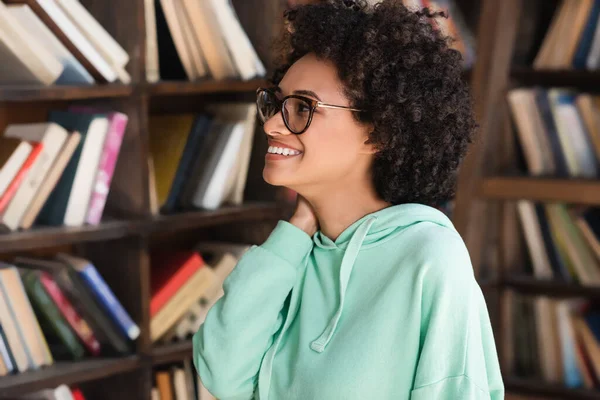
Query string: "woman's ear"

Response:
xmin=361 ymin=124 xmax=379 ymax=155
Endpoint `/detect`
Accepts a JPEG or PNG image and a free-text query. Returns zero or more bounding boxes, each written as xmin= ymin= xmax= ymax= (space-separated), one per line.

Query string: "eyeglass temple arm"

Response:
xmin=316 ymin=102 xmax=364 ymax=112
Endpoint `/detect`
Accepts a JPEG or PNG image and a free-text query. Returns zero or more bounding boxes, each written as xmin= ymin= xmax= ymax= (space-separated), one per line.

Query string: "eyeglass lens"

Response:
xmin=257 ymin=90 xmax=312 ymax=134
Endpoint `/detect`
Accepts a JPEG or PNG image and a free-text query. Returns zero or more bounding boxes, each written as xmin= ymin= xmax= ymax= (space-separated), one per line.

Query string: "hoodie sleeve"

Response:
xmin=410 ymin=235 xmax=504 ymax=400
xmin=193 ymin=220 xmax=313 ymax=400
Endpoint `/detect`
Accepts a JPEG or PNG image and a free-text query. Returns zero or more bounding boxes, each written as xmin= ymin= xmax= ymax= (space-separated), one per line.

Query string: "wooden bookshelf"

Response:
xmin=0 ymin=357 xmax=141 ymax=397
xmin=504 ymin=377 xmax=600 ymax=400
xmin=0 ymin=0 xmax=285 ymax=397
xmin=152 ymin=341 xmax=193 ymax=366
xmin=453 ymin=0 xmax=600 ymax=398
xmin=480 ymin=177 xmax=600 ymax=205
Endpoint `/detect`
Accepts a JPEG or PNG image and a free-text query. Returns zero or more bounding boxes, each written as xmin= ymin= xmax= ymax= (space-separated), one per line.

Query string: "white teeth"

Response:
xmin=267 ymin=146 xmax=301 ymax=156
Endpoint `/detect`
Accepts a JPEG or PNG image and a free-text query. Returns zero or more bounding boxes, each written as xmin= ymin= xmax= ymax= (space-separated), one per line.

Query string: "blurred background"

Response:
xmin=0 ymin=0 xmax=598 ymax=399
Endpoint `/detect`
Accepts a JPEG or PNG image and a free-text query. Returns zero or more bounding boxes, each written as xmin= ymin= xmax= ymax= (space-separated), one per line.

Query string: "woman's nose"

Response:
xmin=263 ymin=110 xmax=291 ymax=137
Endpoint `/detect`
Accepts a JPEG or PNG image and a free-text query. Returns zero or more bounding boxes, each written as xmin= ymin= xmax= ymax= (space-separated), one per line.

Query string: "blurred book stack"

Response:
xmin=503 ymin=292 xmax=600 ymax=390
xmin=0 ymin=108 xmax=128 ymax=232
xmin=147 ymin=103 xmax=256 ymax=215
xmin=153 ymin=359 xmax=215 ymax=400
xmin=534 ymin=0 xmax=600 ymax=70
xmin=0 ymin=254 xmax=137 ymax=377
xmin=146 ymin=0 xmax=265 ymax=82
xmin=517 ymin=202 xmax=600 ymax=284
xmin=0 ymin=0 xmax=130 ymax=86
xmin=508 ymin=88 xmax=600 ymax=178
xmin=151 ymin=242 xmax=249 ymax=343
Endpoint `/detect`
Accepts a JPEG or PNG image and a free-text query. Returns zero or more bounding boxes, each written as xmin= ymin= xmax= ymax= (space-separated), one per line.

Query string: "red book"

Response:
xmin=39 ymin=272 xmax=101 ymax=356
xmin=71 ymin=388 xmax=87 ymax=400
xmin=0 ymin=142 xmax=42 ymax=214
xmin=151 ymin=252 xmax=204 ymax=317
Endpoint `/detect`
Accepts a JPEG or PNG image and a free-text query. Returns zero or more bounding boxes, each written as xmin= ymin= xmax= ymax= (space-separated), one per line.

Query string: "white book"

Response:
xmin=159 ymin=0 xmax=197 ymax=80
xmin=193 ymin=122 xmax=245 ymax=210
xmin=181 ymin=0 xmax=237 ymax=79
xmin=2 ymin=123 xmax=68 ymax=231
xmin=0 ymin=2 xmax=63 ymax=85
xmin=0 ymin=280 xmax=29 ymax=372
xmin=548 ymin=89 xmax=580 ymax=176
xmin=64 ymin=117 xmax=109 ymax=226
xmin=0 ymin=141 xmax=31 ymax=198
xmin=175 ymin=0 xmax=208 ymax=78
xmin=173 ymin=368 xmax=190 ymax=400
xmin=36 ymin=0 xmax=117 ymax=82
xmin=0 ymin=35 xmax=46 ymax=85
xmin=55 ymin=0 xmax=129 ymax=67
xmin=517 ymin=200 xmax=554 ymax=279
xmin=151 ymin=388 xmax=160 ymax=400
xmin=208 ymin=0 xmax=265 ymax=79
xmin=145 ymin=0 xmax=160 ymax=82
xmin=7 ymin=4 xmax=94 ymax=85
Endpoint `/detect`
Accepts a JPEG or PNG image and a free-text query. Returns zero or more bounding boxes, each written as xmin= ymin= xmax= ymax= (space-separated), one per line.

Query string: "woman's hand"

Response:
xmin=289 ymin=195 xmax=319 ymax=237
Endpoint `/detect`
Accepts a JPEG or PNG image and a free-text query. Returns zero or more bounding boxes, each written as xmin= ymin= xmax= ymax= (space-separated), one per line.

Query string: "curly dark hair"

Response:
xmin=272 ymin=0 xmax=476 ymax=207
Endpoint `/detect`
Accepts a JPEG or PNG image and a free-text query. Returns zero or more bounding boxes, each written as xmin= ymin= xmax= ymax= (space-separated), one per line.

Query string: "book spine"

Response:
xmin=39 ymin=273 xmax=101 ymax=356
xmin=0 ymin=324 xmax=16 ymax=373
xmin=0 ymin=143 xmax=42 ymax=214
xmin=86 ymin=113 xmax=128 ymax=225
xmin=25 ymin=273 xmax=85 ymax=360
xmin=78 ymin=265 xmax=140 ymax=341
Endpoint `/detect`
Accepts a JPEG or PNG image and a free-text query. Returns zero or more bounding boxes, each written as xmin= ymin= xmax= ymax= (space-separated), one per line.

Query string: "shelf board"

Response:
xmin=0 ymin=84 xmax=133 ymax=102
xmin=0 ymin=203 xmax=282 ymax=253
xmin=505 ymin=376 xmax=600 ymax=399
xmin=148 ymin=78 xmax=268 ymax=96
xmin=511 ymin=67 xmax=600 ymax=89
xmin=0 ymin=356 xmax=140 ymax=397
xmin=148 ymin=202 xmax=283 ymax=235
xmin=480 ymin=177 xmax=600 ymax=205
xmin=152 ymin=341 xmax=193 ymax=366
xmin=502 ymin=275 xmax=600 ymax=298
xmin=0 ymin=220 xmax=139 ymax=253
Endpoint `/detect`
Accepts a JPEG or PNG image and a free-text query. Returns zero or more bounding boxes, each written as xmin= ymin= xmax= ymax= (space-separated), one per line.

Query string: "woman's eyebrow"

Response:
xmin=293 ymin=89 xmax=321 ymax=101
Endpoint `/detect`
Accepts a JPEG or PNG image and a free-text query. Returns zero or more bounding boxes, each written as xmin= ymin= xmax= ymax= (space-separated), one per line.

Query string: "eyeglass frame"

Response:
xmin=256 ymin=87 xmax=366 ymax=134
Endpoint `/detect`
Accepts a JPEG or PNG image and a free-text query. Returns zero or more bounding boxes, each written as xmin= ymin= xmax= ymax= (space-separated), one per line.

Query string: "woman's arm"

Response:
xmin=192 ymin=219 xmax=314 ymax=400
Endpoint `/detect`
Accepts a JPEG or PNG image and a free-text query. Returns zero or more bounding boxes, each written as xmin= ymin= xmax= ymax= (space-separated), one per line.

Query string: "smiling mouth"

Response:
xmin=267 ymin=146 xmax=302 ymax=156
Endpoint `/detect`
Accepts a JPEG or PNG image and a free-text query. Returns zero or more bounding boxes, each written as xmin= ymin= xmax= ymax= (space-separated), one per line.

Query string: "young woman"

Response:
xmin=193 ymin=1 xmax=503 ymax=399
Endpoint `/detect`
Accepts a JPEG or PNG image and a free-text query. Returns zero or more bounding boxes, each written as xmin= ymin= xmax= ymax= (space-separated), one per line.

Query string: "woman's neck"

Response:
xmin=302 ymin=183 xmax=391 ymax=241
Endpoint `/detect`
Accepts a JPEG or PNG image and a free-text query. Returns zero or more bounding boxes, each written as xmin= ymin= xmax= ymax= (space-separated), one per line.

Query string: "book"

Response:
xmin=575 ymin=208 xmax=600 ymax=261
xmin=156 ymin=370 xmax=174 ymax=400
xmin=0 ymin=276 xmax=30 ymax=371
xmin=0 ymin=1 xmax=64 ymax=85
xmin=15 ymin=256 xmax=132 ymax=355
xmin=2 ymin=123 xmax=68 ymax=231
xmin=162 ymin=115 xmax=212 ymax=213
xmin=174 ymin=0 xmax=208 ymax=78
xmin=534 ymin=89 xmax=569 ymax=177
xmin=54 ymin=0 xmax=129 ymax=68
xmin=67 ymin=108 xmax=128 ymax=225
xmin=20 ymin=132 xmax=82 ymax=229
xmin=6 ymin=3 xmax=94 ymax=85
xmin=57 ymin=253 xmax=140 ymax=341
xmin=0 ymin=31 xmax=54 ymax=85
xmin=576 ymin=94 xmax=600 ymax=163
xmin=5 ymin=0 xmax=117 ymax=82
xmin=0 ymin=139 xmax=32 ymax=199
xmin=159 ymin=0 xmax=196 ymax=80
xmin=0 ymin=323 xmax=16 ymax=374
xmin=150 ymin=252 xmax=204 ymax=317
xmin=0 ymin=142 xmax=42 ymax=216
xmin=173 ymin=367 xmax=189 ymax=400
xmin=39 ymin=272 xmax=101 ymax=356
xmin=534 ymin=203 xmax=571 ymax=281
xmin=148 ymin=114 xmax=197 ymax=207
xmin=0 ymin=263 xmax=53 ymax=368
xmin=151 ymin=265 xmax=215 ymax=341
xmin=181 ymin=0 xmax=237 ymax=79
xmin=573 ymin=0 xmax=600 ymax=69
xmin=37 ymin=111 xmax=109 ymax=227
xmin=21 ymin=270 xmax=86 ymax=360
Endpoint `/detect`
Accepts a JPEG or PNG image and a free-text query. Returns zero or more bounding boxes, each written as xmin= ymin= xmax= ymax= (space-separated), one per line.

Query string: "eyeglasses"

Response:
xmin=256 ymin=87 xmax=365 ymax=134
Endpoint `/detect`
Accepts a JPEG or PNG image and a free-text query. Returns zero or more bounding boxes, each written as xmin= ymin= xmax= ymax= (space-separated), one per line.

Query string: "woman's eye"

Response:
xmin=296 ymin=103 xmax=310 ymax=113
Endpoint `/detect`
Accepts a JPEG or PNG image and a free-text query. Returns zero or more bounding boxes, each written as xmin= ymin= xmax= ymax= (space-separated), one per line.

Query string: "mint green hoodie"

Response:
xmin=193 ymin=204 xmax=504 ymax=400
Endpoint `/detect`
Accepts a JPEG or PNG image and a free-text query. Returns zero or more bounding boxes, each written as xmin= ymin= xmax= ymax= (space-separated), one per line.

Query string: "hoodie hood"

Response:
xmin=309 ymin=203 xmax=456 ymax=353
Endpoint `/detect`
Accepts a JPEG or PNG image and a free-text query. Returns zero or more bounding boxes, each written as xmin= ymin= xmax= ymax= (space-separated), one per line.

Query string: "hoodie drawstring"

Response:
xmin=310 ymin=216 xmax=377 ymax=353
